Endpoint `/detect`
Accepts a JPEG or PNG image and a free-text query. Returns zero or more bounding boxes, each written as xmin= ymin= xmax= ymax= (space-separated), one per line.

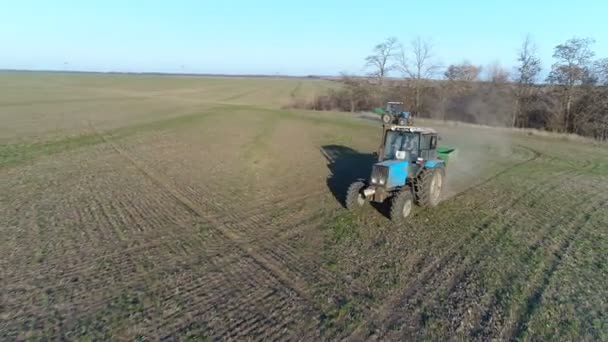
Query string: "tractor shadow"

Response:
xmin=321 ymin=145 xmax=391 ymax=217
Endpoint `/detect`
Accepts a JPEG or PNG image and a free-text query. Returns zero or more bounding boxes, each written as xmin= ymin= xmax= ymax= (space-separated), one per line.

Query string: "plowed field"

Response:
xmin=1 ymin=72 xmax=607 ymax=340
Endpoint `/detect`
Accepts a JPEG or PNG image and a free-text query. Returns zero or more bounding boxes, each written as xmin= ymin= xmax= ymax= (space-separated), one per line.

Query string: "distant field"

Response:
xmin=1 ymin=71 xmax=607 ymax=340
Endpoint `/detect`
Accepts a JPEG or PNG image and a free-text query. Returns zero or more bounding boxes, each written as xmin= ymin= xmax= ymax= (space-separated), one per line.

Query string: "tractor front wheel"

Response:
xmin=390 ymin=190 xmax=414 ymax=224
xmin=414 ymin=166 xmax=445 ymax=207
xmin=345 ymin=181 xmax=366 ymax=210
xmin=381 ymin=113 xmax=393 ymax=124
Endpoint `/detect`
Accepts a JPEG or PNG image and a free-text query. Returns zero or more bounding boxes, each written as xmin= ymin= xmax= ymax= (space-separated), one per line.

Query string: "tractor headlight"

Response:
xmin=371 ymin=165 xmax=389 ymax=187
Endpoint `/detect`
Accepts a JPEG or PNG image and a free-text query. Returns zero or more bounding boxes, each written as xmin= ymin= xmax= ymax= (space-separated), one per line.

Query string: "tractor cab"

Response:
xmin=370 ymin=125 xmax=441 ymax=192
xmin=378 ymin=125 xmax=439 ymax=163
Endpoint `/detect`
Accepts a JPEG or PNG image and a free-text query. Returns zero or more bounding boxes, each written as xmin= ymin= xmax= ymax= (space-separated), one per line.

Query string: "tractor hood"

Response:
xmin=376 ymin=160 xmax=409 ymax=167
xmin=372 ymin=160 xmax=409 ymax=189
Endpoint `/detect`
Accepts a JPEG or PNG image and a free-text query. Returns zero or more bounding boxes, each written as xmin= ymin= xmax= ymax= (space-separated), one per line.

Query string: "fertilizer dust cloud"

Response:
xmin=426 ymin=85 xmax=521 ymax=200
xmin=440 ymin=124 xmax=516 ymax=200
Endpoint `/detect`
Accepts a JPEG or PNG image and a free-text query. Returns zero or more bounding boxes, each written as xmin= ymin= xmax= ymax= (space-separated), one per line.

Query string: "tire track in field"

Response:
xmin=503 ymin=196 xmax=608 ymax=340
xmin=189 ymin=186 xmax=324 ymax=238
xmin=2 ymin=236 xmax=257 ymax=336
xmin=346 ymin=159 xmax=564 ymax=340
xmin=152 ymin=256 xmax=319 ymax=341
xmin=88 ymin=122 xmax=377 ymax=337
xmin=137 ymin=244 xmax=319 ymax=340
xmin=368 ymin=171 xmax=576 ymax=340
xmin=38 ymin=250 xmax=279 ymax=339
xmin=84 ymin=124 xmax=543 ymax=339
xmin=3 ymin=177 xmax=238 ymax=287
xmin=391 ymin=158 xmax=559 ymax=278
xmin=88 ymin=121 xmax=323 ymax=314
xmin=142 ymin=160 xmax=327 ymax=245
xmin=407 ymin=144 xmax=539 ymax=222
xmin=0 ymin=166 xmax=218 ymax=284
xmin=192 ymin=143 xmax=539 ymax=338
xmin=169 ymin=151 xmax=327 ymax=222
xmin=0 ymin=135 xmax=542 ymax=340
xmin=110 ymin=122 xmax=371 ymax=291
xmin=111 ymin=121 xmax=329 ymax=234
xmin=423 ymin=171 xmax=603 ymax=339
xmin=165 ymin=164 xmax=374 ymax=304
xmin=131 ymin=163 xmax=326 ymax=241
xmin=1 ymin=149 xmax=267 ymax=334
xmin=208 ymin=188 xmax=327 ymax=226
xmin=375 ymin=171 xmax=607 ymax=340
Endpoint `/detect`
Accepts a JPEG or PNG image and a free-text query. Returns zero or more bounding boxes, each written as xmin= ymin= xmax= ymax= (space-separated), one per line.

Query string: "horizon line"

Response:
xmin=0 ymin=68 xmax=341 ymax=79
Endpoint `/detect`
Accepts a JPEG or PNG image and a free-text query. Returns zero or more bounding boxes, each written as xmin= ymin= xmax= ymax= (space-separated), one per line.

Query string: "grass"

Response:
xmin=1 ymin=71 xmax=607 ymax=340
xmin=0 ymin=104 xmax=246 ymax=168
xmin=326 ymin=212 xmax=360 ymax=243
xmin=0 ymin=133 xmax=105 ymax=168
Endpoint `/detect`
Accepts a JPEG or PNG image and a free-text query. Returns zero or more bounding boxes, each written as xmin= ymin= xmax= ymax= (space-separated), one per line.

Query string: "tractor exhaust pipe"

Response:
xmin=363 ymin=188 xmax=376 ymax=197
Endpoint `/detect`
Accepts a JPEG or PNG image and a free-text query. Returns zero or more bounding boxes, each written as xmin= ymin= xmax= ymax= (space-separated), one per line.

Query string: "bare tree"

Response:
xmin=546 ymin=37 xmax=595 ymax=131
xmin=444 ymin=61 xmax=482 ymax=81
xmin=397 ymin=36 xmax=440 ymax=115
xmin=485 ymin=61 xmax=510 ymax=84
xmin=516 ymin=35 xmax=542 ymax=85
xmin=365 ymin=37 xmax=399 ymax=85
xmin=513 ymin=35 xmax=541 ymax=127
xmin=594 ymin=58 xmax=608 ymax=86
xmin=306 ymin=34 xmax=608 ymax=141
xmin=339 ymin=73 xmax=374 ymax=112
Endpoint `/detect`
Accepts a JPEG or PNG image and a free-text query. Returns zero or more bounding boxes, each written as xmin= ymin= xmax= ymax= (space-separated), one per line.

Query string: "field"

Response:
xmin=1 ymin=71 xmax=607 ymax=340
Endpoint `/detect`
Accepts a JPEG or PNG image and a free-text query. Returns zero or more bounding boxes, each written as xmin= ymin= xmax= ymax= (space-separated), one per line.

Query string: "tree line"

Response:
xmin=299 ymin=36 xmax=608 ymax=141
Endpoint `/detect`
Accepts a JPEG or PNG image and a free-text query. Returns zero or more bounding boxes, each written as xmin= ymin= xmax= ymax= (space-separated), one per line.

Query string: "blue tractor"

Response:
xmin=345 ymin=124 xmax=455 ymax=223
xmin=374 ymin=101 xmax=413 ymax=126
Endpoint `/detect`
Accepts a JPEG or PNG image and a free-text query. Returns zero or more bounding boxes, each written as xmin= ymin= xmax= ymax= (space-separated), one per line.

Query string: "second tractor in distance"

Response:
xmin=374 ymin=101 xmax=413 ymax=126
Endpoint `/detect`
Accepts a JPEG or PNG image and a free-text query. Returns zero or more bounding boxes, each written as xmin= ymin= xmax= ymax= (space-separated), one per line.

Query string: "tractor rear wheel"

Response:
xmin=345 ymin=181 xmax=366 ymax=210
xmin=390 ymin=189 xmax=414 ymax=224
xmin=414 ymin=166 xmax=445 ymax=207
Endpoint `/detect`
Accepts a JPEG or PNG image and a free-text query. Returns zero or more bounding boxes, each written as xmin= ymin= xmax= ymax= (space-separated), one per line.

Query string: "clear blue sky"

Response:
xmin=2 ymin=1 xmax=607 ymax=76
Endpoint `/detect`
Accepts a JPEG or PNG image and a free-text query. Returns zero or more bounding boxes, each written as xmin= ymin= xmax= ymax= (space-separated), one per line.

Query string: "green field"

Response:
xmin=1 ymin=71 xmax=607 ymax=340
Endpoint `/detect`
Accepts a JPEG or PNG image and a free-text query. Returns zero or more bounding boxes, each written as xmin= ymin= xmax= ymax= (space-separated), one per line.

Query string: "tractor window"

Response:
xmin=383 ymin=131 xmax=419 ymax=160
xmin=386 ymin=103 xmax=404 ymax=114
xmin=383 ymin=131 xmax=403 ymax=160
xmin=403 ymin=134 xmax=419 ymax=151
xmin=430 ymin=136 xmax=437 ymax=149
xmin=421 ymin=134 xmax=433 ymax=150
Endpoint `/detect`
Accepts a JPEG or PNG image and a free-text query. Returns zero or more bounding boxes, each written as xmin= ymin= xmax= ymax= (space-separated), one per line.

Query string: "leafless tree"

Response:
xmin=513 ymin=35 xmax=541 ymax=127
xmin=305 ymin=34 xmax=608 ymax=141
xmin=365 ymin=37 xmax=399 ymax=85
xmin=594 ymin=58 xmax=608 ymax=86
xmin=444 ymin=62 xmax=482 ymax=81
xmin=485 ymin=61 xmax=510 ymax=84
xmin=516 ymin=35 xmax=542 ymax=85
xmin=339 ymin=73 xmax=374 ymax=112
xmin=546 ymin=37 xmax=595 ymax=131
xmin=397 ymin=36 xmax=440 ymax=115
